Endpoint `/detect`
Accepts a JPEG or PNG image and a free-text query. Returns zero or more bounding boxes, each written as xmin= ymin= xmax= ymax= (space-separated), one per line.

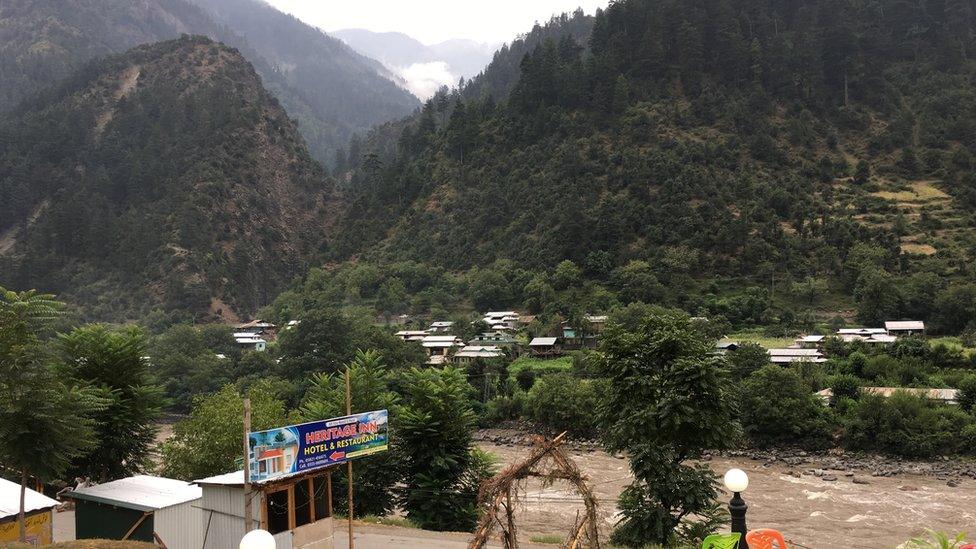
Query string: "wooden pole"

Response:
xmin=345 ymin=366 xmax=354 ymax=549
xmin=243 ymin=397 xmax=253 ymax=533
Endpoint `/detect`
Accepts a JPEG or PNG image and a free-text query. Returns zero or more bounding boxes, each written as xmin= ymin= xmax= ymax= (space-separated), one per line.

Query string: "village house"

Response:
xmin=427 ymin=321 xmax=454 ymax=333
xmin=483 ymin=311 xmax=520 ymax=331
xmin=422 ymin=334 xmax=465 ymax=364
xmin=469 ymin=331 xmax=519 ymax=348
xmin=768 ymin=348 xmax=827 ymax=364
xmin=452 ymin=345 xmax=505 ymax=364
xmin=394 ymin=330 xmax=428 ymax=342
xmin=816 ymin=386 xmax=958 ymax=405
xmin=234 ymin=332 xmax=268 ymax=352
xmin=713 ymin=341 xmax=739 ymax=354
xmin=885 ymin=320 xmax=925 ymax=336
xmin=529 ymin=336 xmax=562 ymax=357
xmin=236 ymin=319 xmax=277 ymax=340
xmin=795 ymin=334 xmax=826 ymax=349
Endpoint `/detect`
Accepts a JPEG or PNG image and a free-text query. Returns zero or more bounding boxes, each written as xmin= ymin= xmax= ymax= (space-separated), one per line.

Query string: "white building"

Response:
xmin=427 ymin=321 xmax=454 ymax=333
xmin=885 ymin=320 xmax=925 ymax=335
xmin=453 ymin=345 xmax=505 ymax=363
xmin=394 ymin=330 xmax=428 ymax=342
xmin=234 ymin=333 xmax=268 ymax=352
xmin=768 ymin=348 xmax=827 ymax=364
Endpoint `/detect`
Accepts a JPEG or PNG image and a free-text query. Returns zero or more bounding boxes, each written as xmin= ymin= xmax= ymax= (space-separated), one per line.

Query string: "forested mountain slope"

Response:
xmin=0 ymin=0 xmax=419 ymax=163
xmin=0 ymin=37 xmax=334 ymax=320
xmin=328 ymin=0 xmax=976 ymax=325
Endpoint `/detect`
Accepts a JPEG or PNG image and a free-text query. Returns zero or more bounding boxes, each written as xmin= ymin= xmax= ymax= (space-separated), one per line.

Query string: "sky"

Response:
xmin=265 ymin=0 xmax=610 ymax=45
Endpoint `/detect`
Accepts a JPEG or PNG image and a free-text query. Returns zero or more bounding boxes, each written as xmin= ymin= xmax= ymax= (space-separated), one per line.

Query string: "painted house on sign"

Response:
xmin=0 ymin=477 xmax=58 ymax=545
xmin=67 ymin=475 xmax=202 ymax=547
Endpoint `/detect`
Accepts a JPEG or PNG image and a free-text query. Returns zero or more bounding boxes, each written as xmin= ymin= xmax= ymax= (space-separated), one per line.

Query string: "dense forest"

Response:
xmin=320 ymin=0 xmax=976 ymax=333
xmin=0 ymin=37 xmax=333 ymax=320
xmin=0 ymin=0 xmax=419 ymax=163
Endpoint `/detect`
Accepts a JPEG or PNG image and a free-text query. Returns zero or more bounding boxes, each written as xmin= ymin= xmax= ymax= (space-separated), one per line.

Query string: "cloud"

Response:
xmin=396 ymin=61 xmax=458 ymax=100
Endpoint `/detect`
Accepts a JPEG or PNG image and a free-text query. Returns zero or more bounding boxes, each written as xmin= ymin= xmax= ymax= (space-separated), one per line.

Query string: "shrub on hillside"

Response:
xmin=739 ymin=365 xmax=836 ymax=449
xmin=957 ymin=374 xmax=976 ymax=412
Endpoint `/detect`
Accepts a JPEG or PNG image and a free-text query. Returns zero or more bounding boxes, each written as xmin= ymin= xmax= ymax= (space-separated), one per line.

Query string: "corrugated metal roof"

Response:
xmin=69 ymin=475 xmax=201 ymax=512
xmin=0 ymin=477 xmax=57 ymax=520
xmin=195 ymin=471 xmax=246 ymax=487
xmin=530 ymin=337 xmax=558 ymax=346
xmin=767 ymin=348 xmax=822 ymax=356
xmin=885 ymin=321 xmax=925 ymax=331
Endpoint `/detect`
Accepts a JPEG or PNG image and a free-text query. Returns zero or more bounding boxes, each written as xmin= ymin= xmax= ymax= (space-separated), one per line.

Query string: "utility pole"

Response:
xmin=345 ymin=367 xmax=354 ymax=549
xmin=243 ymin=398 xmax=253 ymax=533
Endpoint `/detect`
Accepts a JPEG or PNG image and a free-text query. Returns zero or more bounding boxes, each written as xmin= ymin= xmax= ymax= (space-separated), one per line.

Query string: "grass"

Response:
xmin=530 ymin=534 xmax=566 ymax=544
xmin=508 ymin=355 xmax=574 ymax=376
xmin=358 ymin=514 xmax=418 ymax=529
xmin=725 ymin=329 xmax=795 ymax=348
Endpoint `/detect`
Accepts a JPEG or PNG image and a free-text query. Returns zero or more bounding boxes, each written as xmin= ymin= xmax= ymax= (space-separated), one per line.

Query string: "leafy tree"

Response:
xmin=739 ymin=366 xmax=835 ymax=448
xmin=846 ymin=392 xmax=973 ymax=458
xmin=300 ymin=350 xmax=400 ymax=516
xmin=397 ymin=367 xmax=488 ymax=531
xmin=598 ymin=311 xmax=738 ymax=547
xmin=854 ymin=268 xmax=902 ymax=325
xmin=854 ymin=159 xmax=871 ymax=184
xmin=957 ymin=374 xmax=976 ymax=412
xmin=160 ymin=381 xmax=290 ymax=480
xmin=526 ymin=373 xmax=603 ymax=437
xmin=726 ymin=342 xmax=769 ymax=380
xmin=58 ymin=325 xmax=165 ymax=481
xmin=0 ymin=289 xmax=103 ymax=542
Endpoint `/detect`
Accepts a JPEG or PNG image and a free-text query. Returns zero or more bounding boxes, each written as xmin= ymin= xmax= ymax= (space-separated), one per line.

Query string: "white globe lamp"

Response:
xmin=723 ymin=468 xmax=749 ymax=493
xmin=240 ymin=529 xmax=276 ymax=549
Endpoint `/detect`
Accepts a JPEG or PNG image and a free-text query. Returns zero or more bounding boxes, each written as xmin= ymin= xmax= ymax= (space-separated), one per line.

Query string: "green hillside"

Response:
xmin=0 ymin=36 xmax=334 ymax=321
xmin=316 ymin=0 xmax=976 ymax=333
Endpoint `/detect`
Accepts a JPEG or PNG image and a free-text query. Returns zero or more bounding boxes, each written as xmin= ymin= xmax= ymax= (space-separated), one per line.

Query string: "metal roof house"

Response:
xmin=453 ymin=345 xmax=505 ymax=363
xmin=0 ymin=477 xmax=58 ymax=544
xmin=885 ymin=320 xmax=925 ymax=335
xmin=68 ymin=475 xmax=202 ymax=547
xmin=195 ymin=468 xmax=336 ymax=549
xmin=768 ymin=348 xmax=828 ymax=363
xmin=529 ymin=336 xmax=561 ymax=357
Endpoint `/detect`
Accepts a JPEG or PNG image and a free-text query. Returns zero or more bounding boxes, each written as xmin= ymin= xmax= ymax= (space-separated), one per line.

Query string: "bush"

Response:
xmin=483 ymin=392 xmax=526 ymax=425
xmin=727 ymin=343 xmax=768 ymax=380
xmin=845 ymin=392 xmax=974 ymax=458
xmin=739 ymin=365 xmax=836 ymax=449
xmin=957 ymin=375 xmax=976 ymax=412
xmin=526 ymin=373 xmax=603 ymax=437
xmin=830 ymin=374 xmax=861 ymax=403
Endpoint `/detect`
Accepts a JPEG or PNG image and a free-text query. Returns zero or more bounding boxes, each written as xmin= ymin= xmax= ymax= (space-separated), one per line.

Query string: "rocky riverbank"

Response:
xmin=474 ymin=428 xmax=976 ymax=487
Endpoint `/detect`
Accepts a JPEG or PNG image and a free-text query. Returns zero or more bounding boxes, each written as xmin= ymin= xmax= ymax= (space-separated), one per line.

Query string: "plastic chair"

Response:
xmin=746 ymin=529 xmax=789 ymax=549
xmin=701 ymin=533 xmax=741 ymax=549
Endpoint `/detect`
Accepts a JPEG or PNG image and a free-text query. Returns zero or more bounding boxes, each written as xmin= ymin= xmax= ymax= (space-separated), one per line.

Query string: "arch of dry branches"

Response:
xmin=468 ymin=432 xmax=601 ymax=549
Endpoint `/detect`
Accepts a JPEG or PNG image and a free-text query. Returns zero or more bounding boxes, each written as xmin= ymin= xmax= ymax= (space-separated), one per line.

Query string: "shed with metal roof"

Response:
xmin=0 ymin=477 xmax=58 ymax=544
xmin=68 ymin=475 xmax=202 ymax=547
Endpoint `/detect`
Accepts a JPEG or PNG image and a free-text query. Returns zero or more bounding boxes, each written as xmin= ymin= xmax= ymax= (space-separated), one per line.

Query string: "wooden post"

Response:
xmin=243 ymin=397 xmax=253 ymax=533
xmin=345 ymin=366 xmax=354 ymax=549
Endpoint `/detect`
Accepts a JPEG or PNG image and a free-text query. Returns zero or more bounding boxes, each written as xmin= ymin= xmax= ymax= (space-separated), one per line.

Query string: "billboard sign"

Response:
xmin=248 ymin=409 xmax=388 ymax=483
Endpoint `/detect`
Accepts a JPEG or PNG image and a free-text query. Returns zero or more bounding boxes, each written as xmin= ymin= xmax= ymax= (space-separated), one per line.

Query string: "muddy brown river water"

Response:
xmin=477 ymin=441 xmax=976 ymax=549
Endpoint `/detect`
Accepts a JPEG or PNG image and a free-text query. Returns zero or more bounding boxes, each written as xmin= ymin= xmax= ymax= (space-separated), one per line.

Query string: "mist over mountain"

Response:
xmin=334 ymin=28 xmax=498 ymax=99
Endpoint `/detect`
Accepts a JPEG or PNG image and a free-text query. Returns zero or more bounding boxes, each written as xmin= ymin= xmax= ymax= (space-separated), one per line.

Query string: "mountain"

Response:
xmin=323 ymin=0 xmax=976 ymax=325
xmin=0 ymin=0 xmax=420 ymax=164
xmin=0 ymin=36 xmax=333 ymax=321
xmin=334 ymin=28 xmax=498 ymax=99
xmin=187 ymin=0 xmax=421 ymax=159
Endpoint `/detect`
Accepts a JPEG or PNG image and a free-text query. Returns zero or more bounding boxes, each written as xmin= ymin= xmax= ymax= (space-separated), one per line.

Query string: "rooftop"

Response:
xmin=530 ymin=337 xmax=558 ymax=346
xmin=885 ymin=320 xmax=925 ymax=331
xmin=0 ymin=477 xmax=58 ymax=520
xmin=70 ymin=475 xmax=201 ymax=512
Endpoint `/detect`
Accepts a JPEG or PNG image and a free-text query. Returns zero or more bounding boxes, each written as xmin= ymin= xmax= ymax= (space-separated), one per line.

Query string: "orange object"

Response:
xmin=958 ymin=544 xmax=975 ymax=549
xmin=746 ymin=529 xmax=789 ymax=549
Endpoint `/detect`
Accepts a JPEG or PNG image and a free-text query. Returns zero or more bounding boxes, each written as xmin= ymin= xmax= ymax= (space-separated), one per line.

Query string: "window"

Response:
xmin=266 ymin=489 xmax=290 ymax=534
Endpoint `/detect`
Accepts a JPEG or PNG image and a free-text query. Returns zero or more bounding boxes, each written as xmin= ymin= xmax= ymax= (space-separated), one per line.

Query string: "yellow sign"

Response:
xmin=0 ymin=511 xmax=53 ymax=545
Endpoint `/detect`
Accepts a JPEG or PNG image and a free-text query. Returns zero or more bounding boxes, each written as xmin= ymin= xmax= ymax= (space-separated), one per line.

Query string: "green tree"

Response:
xmin=853 ymin=159 xmax=870 ymax=185
xmin=598 ymin=311 xmax=738 ymax=547
xmin=160 ymin=381 xmax=290 ymax=480
xmin=854 ymin=268 xmax=902 ymax=325
xmin=526 ymin=373 xmax=603 ymax=437
xmin=727 ymin=342 xmax=770 ymax=380
xmin=0 ymin=289 xmax=103 ymax=542
xmin=957 ymin=374 xmax=976 ymax=412
xmin=739 ymin=366 xmax=835 ymax=448
xmin=552 ymin=260 xmax=582 ymax=291
xmin=58 ymin=325 xmax=165 ymax=481
xmin=301 ymin=350 xmax=400 ymax=516
xmin=397 ymin=367 xmax=488 ymax=531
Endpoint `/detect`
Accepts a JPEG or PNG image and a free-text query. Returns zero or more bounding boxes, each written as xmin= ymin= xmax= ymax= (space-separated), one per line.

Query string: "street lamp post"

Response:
xmin=724 ymin=468 xmax=750 ymax=549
